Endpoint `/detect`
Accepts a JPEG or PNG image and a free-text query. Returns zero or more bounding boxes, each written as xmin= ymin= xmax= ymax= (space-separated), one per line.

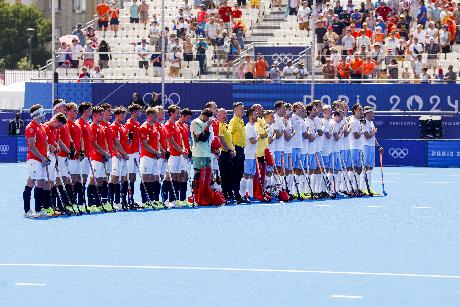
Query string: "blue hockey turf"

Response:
xmin=0 ymin=163 xmax=459 ymax=306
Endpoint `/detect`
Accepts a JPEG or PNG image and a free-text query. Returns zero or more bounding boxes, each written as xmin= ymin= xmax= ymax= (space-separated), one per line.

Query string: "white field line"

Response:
xmin=15 ymin=282 xmax=47 ymax=286
xmin=1 ymin=264 xmax=460 ymax=280
xmin=330 ymin=294 xmax=363 ymax=299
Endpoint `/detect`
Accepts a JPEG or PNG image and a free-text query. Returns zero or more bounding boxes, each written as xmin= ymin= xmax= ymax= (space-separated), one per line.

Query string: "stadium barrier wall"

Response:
xmin=25 ymin=82 xmax=460 ymax=112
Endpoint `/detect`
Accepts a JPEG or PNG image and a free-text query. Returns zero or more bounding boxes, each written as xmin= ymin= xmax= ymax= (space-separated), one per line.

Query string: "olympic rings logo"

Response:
xmin=272 ymin=53 xmax=294 ymax=64
xmin=142 ymin=92 xmax=181 ymax=107
xmin=389 ymin=148 xmax=409 ymax=159
xmin=0 ymin=145 xmax=10 ymax=155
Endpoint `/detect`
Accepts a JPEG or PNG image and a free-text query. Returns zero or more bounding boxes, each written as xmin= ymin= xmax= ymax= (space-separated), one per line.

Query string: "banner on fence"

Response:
xmin=427 ymin=141 xmax=460 ymax=167
xmin=378 ymin=139 xmax=426 ymax=167
xmin=0 ymin=136 xmax=17 ymax=163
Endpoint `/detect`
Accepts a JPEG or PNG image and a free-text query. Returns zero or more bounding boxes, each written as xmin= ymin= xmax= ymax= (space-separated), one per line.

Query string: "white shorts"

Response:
xmin=57 ymin=156 xmax=70 ymax=178
xmin=105 ymin=159 xmax=112 ymax=175
xmin=112 ymin=157 xmax=128 ymax=177
xmin=26 ymin=159 xmax=46 ymax=180
xmin=80 ymin=157 xmax=90 ymax=176
xmin=167 ymin=155 xmax=182 ymax=174
xmin=47 ymin=155 xmax=57 ymax=181
xmin=181 ymin=156 xmax=191 ymax=173
xmin=90 ymin=160 xmax=106 ymax=178
xmin=140 ymin=156 xmax=159 ymax=176
xmin=127 ymin=152 xmax=140 ymax=174
xmin=159 ymin=158 xmax=167 ymax=175
xmin=68 ymin=159 xmax=81 ymax=175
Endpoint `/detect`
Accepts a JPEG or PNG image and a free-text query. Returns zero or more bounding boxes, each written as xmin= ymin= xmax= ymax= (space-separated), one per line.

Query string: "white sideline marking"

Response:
xmin=365 ymin=206 xmax=381 ymax=208
xmin=382 ymin=180 xmax=400 ymax=183
xmin=409 ymin=173 xmax=428 ymax=176
xmin=259 ymin=203 xmax=282 ymax=206
xmin=422 ymin=181 xmax=456 ymax=184
xmin=315 ymin=204 xmax=335 ymax=207
xmin=385 ymin=172 xmax=400 ymax=175
xmin=1 ymin=264 xmax=460 ymax=280
xmin=15 ymin=282 xmax=46 ymax=287
xmin=331 ymin=294 xmax=363 ymax=299
xmin=413 ymin=206 xmax=431 ymax=209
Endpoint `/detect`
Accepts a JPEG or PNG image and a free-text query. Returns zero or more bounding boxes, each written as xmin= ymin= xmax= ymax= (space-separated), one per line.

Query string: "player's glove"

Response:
xmin=188 ymin=152 xmax=192 ymax=159
xmin=79 ymin=150 xmax=85 ymax=159
xmin=165 ymin=151 xmax=170 ymax=160
xmin=128 ymin=131 xmax=134 ymax=141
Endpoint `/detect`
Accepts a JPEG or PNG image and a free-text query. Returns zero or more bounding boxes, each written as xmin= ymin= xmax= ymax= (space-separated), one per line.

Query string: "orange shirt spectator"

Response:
xmin=447 ymin=19 xmax=457 ymax=42
xmin=373 ymin=32 xmax=385 ymax=43
xmin=337 ymin=61 xmax=351 ymax=78
xmin=97 ymin=2 xmax=110 ymax=22
xmin=254 ymin=56 xmax=268 ymax=78
xmin=350 ymin=56 xmax=363 ymax=75
xmin=110 ymin=7 xmax=120 ymax=19
xmin=362 ymin=59 xmax=376 ymax=76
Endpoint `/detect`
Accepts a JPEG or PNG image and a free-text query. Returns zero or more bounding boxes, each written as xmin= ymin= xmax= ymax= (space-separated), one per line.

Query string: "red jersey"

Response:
xmin=232 ymin=9 xmax=242 ymax=19
xmin=67 ymin=120 xmax=82 ymax=159
xmin=43 ymin=123 xmax=60 ymax=155
xmin=111 ymin=121 xmax=129 ymax=157
xmin=58 ymin=124 xmax=71 ymax=158
xmin=100 ymin=121 xmax=114 ymax=156
xmin=77 ymin=118 xmax=93 ymax=158
xmin=177 ymin=122 xmax=190 ymax=152
xmin=139 ymin=122 xmax=160 ymax=158
xmin=124 ymin=118 xmax=141 ymax=154
xmin=25 ymin=120 xmax=47 ymax=162
xmin=164 ymin=120 xmax=183 ymax=157
xmin=219 ymin=6 xmax=233 ymax=22
xmin=153 ymin=122 xmax=167 ymax=152
xmin=211 ymin=119 xmax=219 ymax=136
xmin=91 ymin=123 xmax=107 ymax=162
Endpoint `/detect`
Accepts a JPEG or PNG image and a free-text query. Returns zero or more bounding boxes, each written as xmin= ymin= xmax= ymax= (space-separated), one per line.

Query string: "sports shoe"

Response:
xmin=24 ymin=210 xmax=39 ymax=219
xmin=165 ymin=200 xmax=176 ymax=209
xmin=45 ymin=208 xmax=57 ymax=216
xmin=113 ymin=203 xmax=122 ymax=210
xmin=181 ymin=200 xmax=193 ymax=207
xmin=37 ymin=209 xmax=51 ymax=217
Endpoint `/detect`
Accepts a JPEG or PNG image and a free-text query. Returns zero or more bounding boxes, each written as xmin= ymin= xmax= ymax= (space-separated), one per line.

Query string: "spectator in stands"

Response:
xmin=376 ymin=1 xmax=392 ymax=21
xmin=342 ymin=28 xmax=356 ymax=56
xmin=269 ymin=61 xmax=282 ymax=82
xmin=395 ymin=39 xmax=406 ymax=65
xmin=240 ymin=55 xmax=255 ymax=79
xmin=362 ymin=56 xmax=376 ymax=78
xmin=254 ymin=53 xmax=268 ymax=79
xmin=295 ymin=62 xmax=309 ymax=79
xmin=225 ymin=33 xmax=241 ymax=76
xmin=425 ymin=36 xmax=440 ymax=74
xmin=250 ymin=0 xmax=260 ymax=9
xmin=180 ymin=0 xmax=192 ymax=16
xmin=439 ymin=24 xmax=451 ymax=59
xmin=387 ymin=58 xmax=399 ymax=80
xmin=297 ymin=1 xmax=311 ymax=31
xmin=233 ymin=19 xmax=247 ymax=49
xmin=130 ymin=0 xmax=139 ymax=23
xmin=401 ymin=66 xmax=411 ymax=83
xmin=330 ymin=47 xmax=341 ymax=66
xmin=378 ymin=68 xmax=389 ymax=81
xmin=149 ymin=92 xmax=162 ymax=107
xmin=334 ymin=0 xmax=343 ymax=15
xmin=417 ymin=0 xmax=427 ymax=25
xmin=150 ymin=50 xmax=162 ymax=77
xmin=412 ymin=54 xmax=424 ymax=78
xmin=337 ymin=56 xmax=351 ymax=80
xmin=109 ymin=2 xmax=120 ymax=37
xmin=397 ymin=13 xmax=410 ymax=41
xmin=322 ymin=57 xmax=336 ymax=79
xmin=169 ymin=46 xmax=183 ymax=77
xmin=357 ymin=29 xmax=371 ymax=51
xmin=69 ymin=38 xmax=84 ymax=68
xmin=283 ymin=60 xmax=296 ymax=79
xmin=196 ymin=37 xmax=209 ymax=75
xmin=351 ymin=7 xmax=363 ymax=28
xmin=370 ymin=42 xmax=384 ymax=71
xmin=83 ymin=40 xmax=95 ymax=71
xmin=324 ymin=26 xmax=339 ymax=45
xmin=315 ymin=20 xmax=327 ymax=58
xmin=350 ymin=53 xmax=363 ymax=79
xmin=176 ymin=17 xmax=190 ymax=40
xmin=139 ymin=0 xmax=149 ymax=30
xmin=91 ymin=65 xmax=104 ymax=83
xmin=9 ymin=113 xmax=24 ymax=136
xmin=136 ymin=39 xmax=151 ymax=75
xmin=183 ymin=35 xmax=194 ymax=63
xmin=72 ymin=24 xmax=85 ymax=46
xmin=77 ymin=67 xmax=91 ymax=83
xmin=288 ymin=0 xmax=299 ymax=16
xmin=57 ymin=42 xmax=70 ymax=68
xmin=149 ymin=21 xmax=160 ymax=47
xmin=454 ymin=3 xmax=460 ymax=43
xmin=205 ymin=17 xmax=219 ymax=58
xmin=131 ymin=93 xmax=147 ymax=109
xmin=96 ymin=0 xmax=110 ymax=36
xmin=232 ymin=4 xmax=243 ymax=23
xmin=408 ymin=36 xmax=423 ymax=63
xmin=170 ymin=37 xmax=183 ymax=54
xmin=219 ymin=0 xmax=233 ymax=33
xmin=320 ymin=39 xmax=332 ymax=64
xmin=420 ymin=67 xmax=431 ymax=83
xmin=97 ymin=40 xmax=111 ymax=69
xmin=444 ymin=65 xmax=457 ymax=82
xmin=414 ymin=24 xmax=426 ymax=46
xmin=215 ymin=31 xmax=227 ymax=70
xmin=208 ymin=2 xmax=219 ymax=17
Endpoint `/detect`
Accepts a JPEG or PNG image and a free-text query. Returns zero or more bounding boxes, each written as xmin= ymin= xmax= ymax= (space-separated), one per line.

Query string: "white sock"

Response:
xmin=366 ymin=170 xmax=372 ymax=190
xmin=315 ymin=174 xmax=322 ymax=193
xmin=359 ymin=172 xmax=365 ymax=191
xmin=348 ymin=171 xmax=356 ymax=190
xmin=240 ymin=178 xmax=247 ymax=198
xmin=338 ymin=171 xmax=345 ymax=191
xmin=247 ymin=178 xmax=254 ymax=197
xmin=327 ymin=173 xmax=333 ymax=192
xmin=310 ymin=174 xmax=315 ymax=193
xmin=332 ymin=174 xmax=337 ymax=192
xmin=303 ymin=174 xmax=312 ymax=193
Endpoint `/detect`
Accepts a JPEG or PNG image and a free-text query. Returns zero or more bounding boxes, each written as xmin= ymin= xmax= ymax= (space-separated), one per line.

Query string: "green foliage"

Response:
xmin=16 ymin=56 xmax=31 ymax=70
xmin=0 ymin=2 xmax=51 ymax=69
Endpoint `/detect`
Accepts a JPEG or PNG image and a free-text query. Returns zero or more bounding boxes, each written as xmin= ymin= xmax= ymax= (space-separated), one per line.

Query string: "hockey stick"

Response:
xmin=379 ymin=151 xmax=387 ymax=196
xmin=55 ymin=163 xmax=77 ymax=216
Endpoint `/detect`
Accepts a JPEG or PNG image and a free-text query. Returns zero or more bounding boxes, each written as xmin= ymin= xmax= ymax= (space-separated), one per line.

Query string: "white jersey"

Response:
xmin=305 ymin=117 xmax=316 ymax=154
xmin=283 ymin=118 xmax=293 ymax=154
xmin=322 ymin=117 xmax=333 ymax=156
xmin=362 ymin=119 xmax=376 ymax=147
xmin=244 ymin=122 xmax=258 ymax=158
xmin=342 ymin=117 xmax=350 ymax=150
xmin=331 ymin=119 xmax=343 ymax=152
xmin=314 ymin=116 xmax=323 ymax=153
xmin=349 ymin=116 xmax=363 ymax=150
xmin=290 ymin=113 xmax=306 ymax=149
xmin=267 ymin=124 xmax=276 ymax=153
xmin=272 ymin=114 xmax=285 ymax=152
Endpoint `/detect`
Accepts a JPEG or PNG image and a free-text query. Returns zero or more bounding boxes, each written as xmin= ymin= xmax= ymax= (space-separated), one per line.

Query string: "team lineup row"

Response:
xmin=22 ymin=98 xmax=383 ymax=218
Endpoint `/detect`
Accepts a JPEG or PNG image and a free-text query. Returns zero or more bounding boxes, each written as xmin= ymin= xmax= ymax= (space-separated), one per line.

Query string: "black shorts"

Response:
xmin=130 ymin=17 xmax=139 ymax=23
xmin=98 ymin=20 xmax=109 ymax=29
xmin=139 ymin=61 xmax=149 ymax=69
xmin=71 ymin=60 xmax=80 ymax=68
xmin=183 ymin=53 xmax=194 ymax=61
xmin=237 ymin=0 xmax=247 ymax=5
xmin=110 ymin=18 xmax=119 ymax=25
